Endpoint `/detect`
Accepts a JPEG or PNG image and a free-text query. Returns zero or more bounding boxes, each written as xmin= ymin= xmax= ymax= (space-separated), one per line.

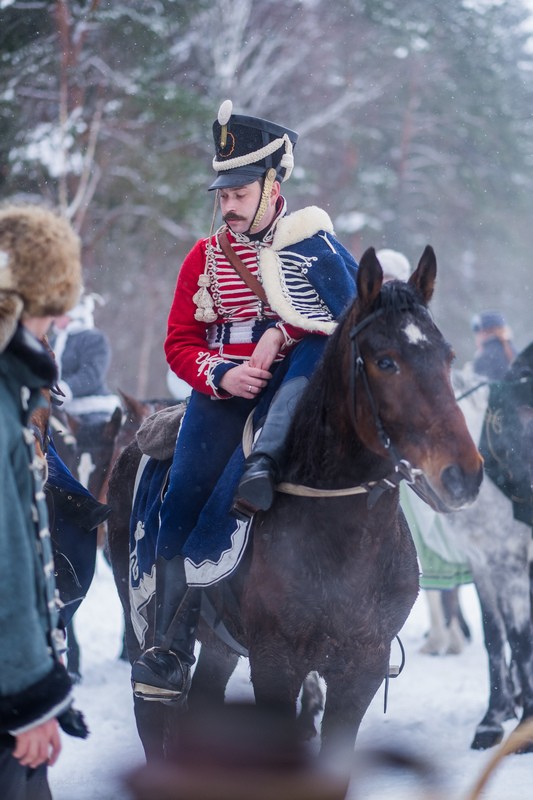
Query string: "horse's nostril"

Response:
xmin=441 ymin=464 xmax=469 ymax=501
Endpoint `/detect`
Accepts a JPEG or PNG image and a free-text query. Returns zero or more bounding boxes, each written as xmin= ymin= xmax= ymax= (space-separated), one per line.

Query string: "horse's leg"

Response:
xmin=440 ymin=586 xmax=471 ymax=654
xmin=187 ymin=640 xmax=240 ymax=712
xmin=470 ymin=568 xmax=516 ymax=750
xmin=419 ymin=590 xmax=449 ymax=655
xmin=496 ymin=553 xmax=533 ymax=752
xmin=132 ymin=697 xmax=176 ymax=763
xmin=441 ymin=585 xmax=472 ymax=642
xmin=153 ymin=640 xmax=241 ymax=760
xmin=320 ymin=651 xmax=389 ymax=762
xmin=248 ymin=640 xmax=305 ymax=720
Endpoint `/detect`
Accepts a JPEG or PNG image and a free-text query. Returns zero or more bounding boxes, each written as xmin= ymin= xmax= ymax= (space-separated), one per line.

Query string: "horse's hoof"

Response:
xmin=470 ymin=727 xmax=504 ymax=750
xmin=419 ymin=640 xmax=445 ymax=656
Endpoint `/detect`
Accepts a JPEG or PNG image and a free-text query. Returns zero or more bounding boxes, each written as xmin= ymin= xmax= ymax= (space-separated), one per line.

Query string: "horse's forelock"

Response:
xmin=375 ymin=280 xmax=422 ymax=320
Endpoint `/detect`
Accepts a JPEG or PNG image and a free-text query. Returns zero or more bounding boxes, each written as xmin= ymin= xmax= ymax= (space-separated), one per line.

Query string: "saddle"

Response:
xmin=135 ymin=401 xmax=187 ymax=460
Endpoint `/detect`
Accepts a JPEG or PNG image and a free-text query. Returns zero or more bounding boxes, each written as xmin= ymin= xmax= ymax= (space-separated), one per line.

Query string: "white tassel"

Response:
xmin=193 ymin=274 xmax=217 ymax=323
xmin=279 ymin=135 xmax=294 ymax=182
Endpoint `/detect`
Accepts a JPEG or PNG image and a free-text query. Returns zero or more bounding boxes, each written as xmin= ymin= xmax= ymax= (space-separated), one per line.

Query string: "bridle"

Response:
xmin=249 ymin=304 xmax=425 ymax=509
xmin=348 ymin=307 xmax=423 ymax=498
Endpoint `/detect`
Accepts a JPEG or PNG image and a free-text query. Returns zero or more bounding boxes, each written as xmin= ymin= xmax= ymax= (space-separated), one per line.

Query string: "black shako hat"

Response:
xmin=209 ymin=99 xmax=299 ymax=191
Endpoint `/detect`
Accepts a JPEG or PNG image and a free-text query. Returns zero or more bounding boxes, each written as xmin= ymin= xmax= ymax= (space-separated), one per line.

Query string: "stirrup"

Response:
xmin=132 ymin=682 xmax=184 ymax=703
xmin=131 ymin=647 xmax=191 ymax=704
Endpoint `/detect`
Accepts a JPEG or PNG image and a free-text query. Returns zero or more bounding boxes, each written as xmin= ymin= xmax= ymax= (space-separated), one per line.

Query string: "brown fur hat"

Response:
xmin=0 ymin=204 xmax=82 ymax=352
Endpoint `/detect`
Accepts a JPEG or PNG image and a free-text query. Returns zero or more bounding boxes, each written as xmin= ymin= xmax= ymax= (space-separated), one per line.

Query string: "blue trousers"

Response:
xmin=157 ymin=335 xmax=327 ymax=560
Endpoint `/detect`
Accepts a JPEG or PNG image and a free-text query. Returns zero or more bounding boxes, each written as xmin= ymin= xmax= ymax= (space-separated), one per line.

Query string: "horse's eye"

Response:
xmin=376 ymin=357 xmax=398 ymax=372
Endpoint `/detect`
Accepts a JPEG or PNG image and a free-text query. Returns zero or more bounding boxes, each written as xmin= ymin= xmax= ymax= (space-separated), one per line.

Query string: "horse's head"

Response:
xmin=341 ymin=246 xmax=483 ymax=512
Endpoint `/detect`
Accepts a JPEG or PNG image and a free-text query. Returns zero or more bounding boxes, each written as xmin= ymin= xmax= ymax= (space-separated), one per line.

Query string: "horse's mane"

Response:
xmin=286 ymin=280 xmax=430 ymax=484
xmin=508 ymin=341 xmax=533 ymax=381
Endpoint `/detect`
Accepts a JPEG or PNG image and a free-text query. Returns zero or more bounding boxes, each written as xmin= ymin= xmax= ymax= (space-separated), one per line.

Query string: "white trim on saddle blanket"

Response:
xmin=183 ymin=518 xmax=251 ymax=586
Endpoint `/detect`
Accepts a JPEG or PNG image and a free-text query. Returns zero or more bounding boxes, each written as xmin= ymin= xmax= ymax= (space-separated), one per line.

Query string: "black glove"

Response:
xmin=58 ymin=705 xmax=90 ymax=739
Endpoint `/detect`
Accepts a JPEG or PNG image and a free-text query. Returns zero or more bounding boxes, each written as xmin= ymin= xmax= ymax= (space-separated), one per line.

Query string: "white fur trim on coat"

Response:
xmin=270 ymin=206 xmax=334 ymax=252
xmin=260 ymin=206 xmax=337 ymax=335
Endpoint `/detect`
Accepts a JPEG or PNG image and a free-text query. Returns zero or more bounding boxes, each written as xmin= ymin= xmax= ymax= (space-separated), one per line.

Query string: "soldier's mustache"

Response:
xmin=224 ymin=213 xmax=246 ymax=223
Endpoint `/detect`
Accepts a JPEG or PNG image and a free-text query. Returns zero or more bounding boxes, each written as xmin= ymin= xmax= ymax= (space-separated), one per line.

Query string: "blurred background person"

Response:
xmin=166 ymin=367 xmax=192 ymax=402
xmin=470 ymin=309 xmax=516 ymax=380
xmin=51 ymin=293 xmax=120 ymax=424
xmin=376 ymin=248 xmax=411 ymax=283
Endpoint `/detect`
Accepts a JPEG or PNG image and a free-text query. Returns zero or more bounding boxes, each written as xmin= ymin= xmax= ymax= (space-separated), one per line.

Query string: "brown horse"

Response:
xmin=107 ymin=246 xmax=483 ymax=763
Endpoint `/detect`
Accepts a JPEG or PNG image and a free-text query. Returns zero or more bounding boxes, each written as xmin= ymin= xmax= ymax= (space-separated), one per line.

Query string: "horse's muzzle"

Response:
xmin=411 ymin=462 xmax=483 ymax=513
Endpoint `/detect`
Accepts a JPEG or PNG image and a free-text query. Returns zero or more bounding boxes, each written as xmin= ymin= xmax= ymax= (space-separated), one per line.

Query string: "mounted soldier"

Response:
xmin=130 ymin=100 xmax=359 ymax=703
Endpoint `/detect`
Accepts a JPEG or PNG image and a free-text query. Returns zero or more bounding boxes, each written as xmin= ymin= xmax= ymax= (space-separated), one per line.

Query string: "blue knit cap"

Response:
xmin=471 ymin=310 xmax=507 ymax=332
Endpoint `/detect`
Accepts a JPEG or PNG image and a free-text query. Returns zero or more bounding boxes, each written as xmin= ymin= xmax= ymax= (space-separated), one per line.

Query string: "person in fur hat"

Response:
xmin=0 ymin=204 xmax=88 ymax=799
xmin=131 ymin=101 xmax=358 ymax=704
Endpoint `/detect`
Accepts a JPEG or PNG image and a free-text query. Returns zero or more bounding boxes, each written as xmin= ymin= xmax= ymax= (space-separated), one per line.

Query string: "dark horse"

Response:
xmin=107 ymin=246 xmax=483 ymax=762
xmin=407 ymin=360 xmax=533 ymax=752
xmin=53 ymin=406 xmax=123 ymax=509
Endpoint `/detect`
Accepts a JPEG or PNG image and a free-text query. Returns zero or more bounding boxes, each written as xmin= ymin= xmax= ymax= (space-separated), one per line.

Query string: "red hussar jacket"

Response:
xmin=165 ymin=200 xmax=359 ymax=398
xmin=165 ymin=224 xmax=305 ymax=398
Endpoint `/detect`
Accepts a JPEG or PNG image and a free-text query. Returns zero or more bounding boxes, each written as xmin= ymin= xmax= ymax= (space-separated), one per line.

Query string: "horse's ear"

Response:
xmin=118 ymin=388 xmax=146 ymax=422
xmin=110 ymin=405 xmax=123 ymax=433
xmin=357 ymin=247 xmax=383 ymax=309
xmin=101 ymin=406 xmax=123 ymax=442
xmin=408 ymin=245 xmax=436 ymax=305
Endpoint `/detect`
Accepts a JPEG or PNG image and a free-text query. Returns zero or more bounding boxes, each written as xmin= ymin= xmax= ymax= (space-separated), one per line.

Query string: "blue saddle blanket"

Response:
xmin=129 ymin=447 xmax=252 ymax=639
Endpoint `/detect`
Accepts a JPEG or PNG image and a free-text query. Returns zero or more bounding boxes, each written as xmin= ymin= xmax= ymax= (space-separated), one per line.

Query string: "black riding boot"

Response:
xmin=233 ymin=376 xmax=308 ymax=519
xmin=131 ymin=555 xmax=200 ymax=703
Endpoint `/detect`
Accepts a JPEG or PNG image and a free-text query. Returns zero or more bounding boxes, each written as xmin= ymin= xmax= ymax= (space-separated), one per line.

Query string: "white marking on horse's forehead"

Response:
xmin=403 ymin=321 xmax=428 ymax=344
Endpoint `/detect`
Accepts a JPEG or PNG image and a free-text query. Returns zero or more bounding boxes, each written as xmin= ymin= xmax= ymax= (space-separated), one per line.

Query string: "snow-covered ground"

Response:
xmin=49 ymin=552 xmax=533 ymax=800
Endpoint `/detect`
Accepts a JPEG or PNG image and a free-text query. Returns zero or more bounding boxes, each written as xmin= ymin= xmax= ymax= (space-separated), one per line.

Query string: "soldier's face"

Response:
xmin=219 ymin=181 xmax=262 ymax=233
xmin=219 ymin=179 xmax=279 ymax=234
